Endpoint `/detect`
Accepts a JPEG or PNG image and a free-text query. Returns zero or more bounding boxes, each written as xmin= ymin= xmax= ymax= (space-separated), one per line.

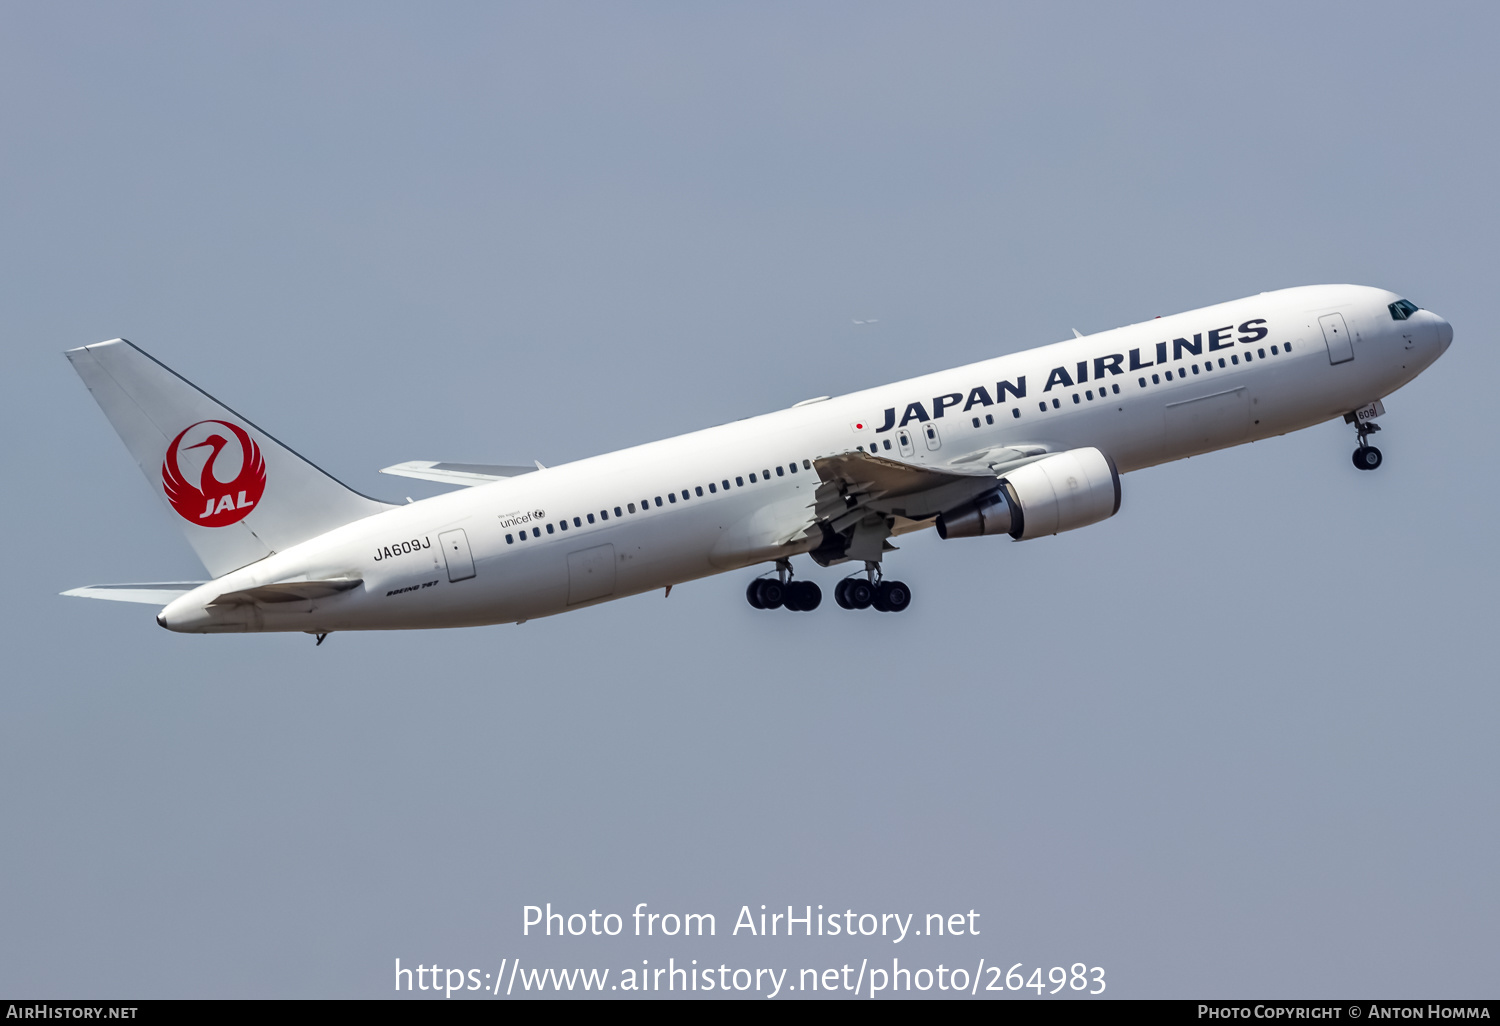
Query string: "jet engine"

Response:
xmin=935 ymin=447 xmax=1121 ymax=541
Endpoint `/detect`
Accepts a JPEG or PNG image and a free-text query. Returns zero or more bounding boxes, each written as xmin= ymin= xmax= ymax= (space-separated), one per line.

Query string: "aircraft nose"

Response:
xmin=1434 ymin=313 xmax=1453 ymax=352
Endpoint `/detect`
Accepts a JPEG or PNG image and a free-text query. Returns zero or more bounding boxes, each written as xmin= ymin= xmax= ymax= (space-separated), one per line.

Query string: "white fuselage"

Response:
xmin=159 ymin=284 xmax=1451 ymax=633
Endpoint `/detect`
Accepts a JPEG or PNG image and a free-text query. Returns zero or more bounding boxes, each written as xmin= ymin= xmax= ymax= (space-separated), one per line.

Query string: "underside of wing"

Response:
xmin=62 ymin=582 xmax=208 ymax=605
xmin=803 ymin=446 xmax=1050 ymax=565
xmin=379 ymin=461 xmax=536 ymax=487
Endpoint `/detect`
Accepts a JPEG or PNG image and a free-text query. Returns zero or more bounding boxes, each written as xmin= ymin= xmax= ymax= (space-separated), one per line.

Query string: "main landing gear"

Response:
xmin=745 ymin=560 xmax=912 ymax=613
xmin=746 ymin=560 xmax=822 ymax=612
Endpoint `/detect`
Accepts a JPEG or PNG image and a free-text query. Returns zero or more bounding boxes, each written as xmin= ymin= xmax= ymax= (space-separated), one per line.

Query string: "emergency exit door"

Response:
xmin=438 ymin=529 xmax=475 ymax=582
xmin=1320 ymin=313 xmax=1353 ymax=364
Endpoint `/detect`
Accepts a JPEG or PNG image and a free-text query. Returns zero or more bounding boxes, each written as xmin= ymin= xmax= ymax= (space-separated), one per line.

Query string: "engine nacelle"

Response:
xmin=935 ymin=447 xmax=1121 ymax=541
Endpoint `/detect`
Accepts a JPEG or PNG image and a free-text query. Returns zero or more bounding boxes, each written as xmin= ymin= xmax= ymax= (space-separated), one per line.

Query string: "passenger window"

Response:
xmin=1051 ymin=398 xmax=1060 ymax=409
xmin=883 ymin=439 xmax=892 ymax=450
xmin=1218 ymin=357 xmax=1226 ymax=367
xmin=681 ymin=490 xmax=689 ymax=500
xmin=802 ymin=460 xmax=811 ymax=470
xmin=1232 ymin=354 xmax=1240 ymax=364
xmin=1072 ymin=394 xmax=1080 ymax=404
xmin=762 ymin=469 xmax=771 ymax=479
xmin=560 ymin=520 xmax=568 ymax=531
xmin=532 ymin=527 xmax=540 ymax=538
xmin=788 ymin=463 xmax=797 ymax=474
xmin=654 ymin=497 xmax=663 ymax=507
xmin=614 ymin=506 xmax=623 ymax=517
xmin=1012 ymin=408 xmax=1020 ymax=418
xmin=587 ymin=513 xmax=596 ymax=523
xmin=749 ymin=473 xmax=756 ymax=483
xmin=1138 ymin=377 xmax=1146 ymax=387
xmin=573 ymin=517 xmax=582 ymax=527
xmin=972 ymin=417 xmax=980 ymax=428
xmin=1112 ymin=384 xmax=1120 ymax=394
xmin=736 ymin=476 xmax=744 ymax=486
xmin=722 ymin=480 xmax=730 ymax=490
xmin=668 ymin=493 xmax=676 ymax=503
xmin=1244 ymin=352 xmax=1252 ymax=362
xmin=708 ymin=483 xmax=716 ymax=494
xmin=1152 ymin=374 xmax=1160 ymax=384
xmin=776 ymin=466 xmax=784 ymax=477
xmin=600 ymin=510 xmax=608 ymax=521
xmin=1192 ymin=364 xmax=1199 ymax=374
xmin=986 ymin=414 xmax=994 ymax=425
xmin=1285 ymin=342 xmax=1293 ymax=352
xmin=1165 ymin=371 xmax=1173 ymax=381
xmin=1085 ymin=390 xmax=1093 ymax=400
xmin=505 ymin=533 xmax=514 ymax=544
xmin=1258 ymin=348 xmax=1266 ymax=359
xmin=1271 ymin=345 xmax=1279 ymax=355
xmin=546 ymin=523 xmax=555 ymax=534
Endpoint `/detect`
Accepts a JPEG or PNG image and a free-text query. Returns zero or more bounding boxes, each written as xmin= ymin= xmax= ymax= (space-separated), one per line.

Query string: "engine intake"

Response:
xmin=936 ymin=447 xmax=1121 ymax=541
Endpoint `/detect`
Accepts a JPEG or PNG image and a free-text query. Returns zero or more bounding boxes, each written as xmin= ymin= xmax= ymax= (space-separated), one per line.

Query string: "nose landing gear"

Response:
xmin=1345 ymin=402 xmax=1385 ymax=471
xmin=1352 ymin=444 xmax=1383 ymax=471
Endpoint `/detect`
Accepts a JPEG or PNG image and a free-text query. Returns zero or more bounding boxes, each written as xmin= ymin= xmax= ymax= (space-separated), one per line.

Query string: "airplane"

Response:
xmin=62 ymin=284 xmax=1451 ymax=639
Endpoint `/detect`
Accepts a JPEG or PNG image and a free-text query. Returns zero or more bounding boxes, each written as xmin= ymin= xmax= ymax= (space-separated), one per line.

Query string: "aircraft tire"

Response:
xmin=846 ymin=580 xmax=874 ymax=610
xmin=881 ymin=580 xmax=911 ymax=613
xmin=834 ymin=580 xmax=853 ymax=609
xmin=1353 ymin=445 xmax=1382 ymax=471
xmin=758 ymin=579 xmax=785 ymax=610
xmin=791 ymin=581 xmax=821 ymax=611
xmin=746 ymin=579 xmax=766 ymax=609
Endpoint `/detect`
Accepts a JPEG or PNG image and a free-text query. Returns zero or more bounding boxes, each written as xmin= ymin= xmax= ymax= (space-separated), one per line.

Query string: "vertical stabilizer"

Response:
xmin=66 ymin=339 xmax=392 ymax=577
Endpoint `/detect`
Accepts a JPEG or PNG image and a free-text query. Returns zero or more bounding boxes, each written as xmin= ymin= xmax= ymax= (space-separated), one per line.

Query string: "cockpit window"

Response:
xmin=1389 ymin=299 xmax=1420 ymax=321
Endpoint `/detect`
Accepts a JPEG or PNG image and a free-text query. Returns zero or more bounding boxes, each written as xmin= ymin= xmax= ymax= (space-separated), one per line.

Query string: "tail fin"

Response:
xmin=67 ymin=339 xmax=393 ymax=577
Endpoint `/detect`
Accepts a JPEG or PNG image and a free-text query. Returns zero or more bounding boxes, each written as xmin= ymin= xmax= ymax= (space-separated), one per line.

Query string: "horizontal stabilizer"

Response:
xmin=209 ymin=578 xmax=362 ymax=606
xmin=62 ymin=582 xmax=206 ymax=605
xmin=379 ymin=461 xmax=536 ymax=486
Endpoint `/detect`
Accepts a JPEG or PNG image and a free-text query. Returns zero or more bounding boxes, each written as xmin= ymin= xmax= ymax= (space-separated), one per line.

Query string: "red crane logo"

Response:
xmin=162 ymin=420 xmax=266 ymax=527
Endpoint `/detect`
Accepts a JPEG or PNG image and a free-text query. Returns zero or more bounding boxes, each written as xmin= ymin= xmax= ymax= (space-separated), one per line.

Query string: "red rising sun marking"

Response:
xmin=162 ymin=420 xmax=266 ymax=527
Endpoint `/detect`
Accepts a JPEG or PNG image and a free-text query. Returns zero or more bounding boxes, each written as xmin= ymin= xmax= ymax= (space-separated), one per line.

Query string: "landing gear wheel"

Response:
xmin=746 ymin=579 xmax=766 ymax=609
xmin=880 ymin=580 xmax=911 ymax=613
xmin=834 ymin=579 xmax=853 ymax=609
xmin=845 ymin=579 xmax=874 ymax=610
xmin=757 ymin=579 xmax=785 ymax=609
xmin=785 ymin=580 xmax=820 ymax=611
xmin=1353 ymin=445 xmax=1383 ymax=471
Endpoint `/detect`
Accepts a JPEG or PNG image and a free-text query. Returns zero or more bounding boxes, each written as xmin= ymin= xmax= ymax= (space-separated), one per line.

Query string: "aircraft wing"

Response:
xmin=803 ymin=446 xmax=1052 ymax=562
xmin=812 ymin=446 xmax=1050 ymax=521
xmin=379 ymin=461 xmax=536 ymax=487
xmin=62 ymin=582 xmax=208 ymax=605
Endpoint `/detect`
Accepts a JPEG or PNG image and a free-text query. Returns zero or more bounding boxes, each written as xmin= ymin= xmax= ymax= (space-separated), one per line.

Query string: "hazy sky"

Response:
xmin=3 ymin=1 xmax=1496 ymax=999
